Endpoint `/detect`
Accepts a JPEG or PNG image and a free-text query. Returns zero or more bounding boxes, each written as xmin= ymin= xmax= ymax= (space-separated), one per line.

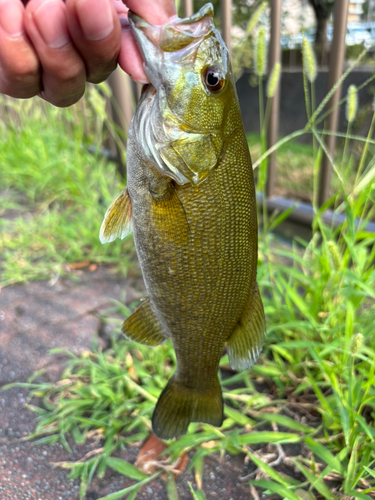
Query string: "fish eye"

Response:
xmin=203 ymin=66 xmax=225 ymax=93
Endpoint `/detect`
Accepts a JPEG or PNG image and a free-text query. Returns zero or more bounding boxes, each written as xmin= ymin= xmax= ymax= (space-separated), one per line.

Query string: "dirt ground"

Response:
xmin=0 ymin=267 xmax=255 ymax=500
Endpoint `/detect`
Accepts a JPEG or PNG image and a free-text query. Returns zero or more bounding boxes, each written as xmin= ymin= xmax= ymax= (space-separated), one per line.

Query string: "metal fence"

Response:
xmin=0 ymin=1 xmax=353 ymax=216
xmin=108 ymin=0 xmax=351 ymax=211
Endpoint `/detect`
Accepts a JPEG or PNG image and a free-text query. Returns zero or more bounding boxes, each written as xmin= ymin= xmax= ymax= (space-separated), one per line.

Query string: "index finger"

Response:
xmin=125 ymin=0 xmax=176 ymax=24
xmin=116 ymin=0 xmax=176 ymax=83
xmin=0 ymin=0 xmax=41 ymax=98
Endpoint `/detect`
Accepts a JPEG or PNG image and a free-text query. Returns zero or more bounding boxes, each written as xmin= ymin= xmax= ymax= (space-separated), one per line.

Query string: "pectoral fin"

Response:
xmin=122 ymin=298 xmax=167 ymax=346
xmin=99 ymin=188 xmax=132 ymax=244
xmin=227 ymin=283 xmax=266 ymax=371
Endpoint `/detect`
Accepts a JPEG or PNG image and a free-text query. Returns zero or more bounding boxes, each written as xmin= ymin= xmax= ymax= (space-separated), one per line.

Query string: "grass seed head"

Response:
xmin=267 ymin=62 xmax=281 ymax=98
xmin=327 ymin=241 xmax=341 ymax=271
xmin=346 ymin=85 xmax=358 ymax=123
xmin=247 ymin=1 xmax=268 ymax=35
xmin=302 ymin=37 xmax=317 ymax=83
xmin=351 ymin=333 xmax=364 ymax=355
xmin=254 ymin=27 xmax=267 ymax=77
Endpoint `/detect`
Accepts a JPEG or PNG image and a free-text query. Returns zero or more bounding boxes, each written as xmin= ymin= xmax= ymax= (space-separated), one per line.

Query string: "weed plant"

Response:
xmin=2 ymin=23 xmax=375 ymax=500
xmin=0 ymin=85 xmax=130 ymax=287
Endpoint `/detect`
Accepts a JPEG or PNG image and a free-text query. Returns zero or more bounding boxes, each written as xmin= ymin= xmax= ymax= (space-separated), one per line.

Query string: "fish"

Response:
xmin=100 ymin=3 xmax=266 ymax=440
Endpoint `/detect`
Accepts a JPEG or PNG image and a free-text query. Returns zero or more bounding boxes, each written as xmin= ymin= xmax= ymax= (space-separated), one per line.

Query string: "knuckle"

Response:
xmin=0 ymin=68 xmax=41 ymax=98
xmin=0 ymin=33 xmax=40 ymax=88
xmin=51 ymin=60 xmax=85 ymax=85
xmin=87 ymin=71 xmax=112 ymax=85
xmin=0 ymin=83 xmax=39 ymax=99
xmin=43 ymin=86 xmax=85 ymax=108
xmin=7 ymin=57 xmax=40 ymax=83
xmin=86 ymin=59 xmax=117 ymax=84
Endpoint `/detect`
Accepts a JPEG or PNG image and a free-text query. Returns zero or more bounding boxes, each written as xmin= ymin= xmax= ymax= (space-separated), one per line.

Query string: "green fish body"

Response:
xmin=100 ymin=3 xmax=265 ymax=439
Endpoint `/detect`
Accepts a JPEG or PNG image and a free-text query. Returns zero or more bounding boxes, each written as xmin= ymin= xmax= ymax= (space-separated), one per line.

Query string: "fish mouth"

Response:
xmin=128 ymin=3 xmax=214 ymax=69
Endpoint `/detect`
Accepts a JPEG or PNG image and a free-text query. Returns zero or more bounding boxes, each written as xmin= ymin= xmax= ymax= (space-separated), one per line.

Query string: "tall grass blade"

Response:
xmin=251 ymin=479 xmax=303 ymax=500
xmin=166 ymin=474 xmax=179 ymax=500
xmin=106 ymin=457 xmax=147 ymax=481
xmin=246 ymin=451 xmax=299 ymax=487
xmin=98 ymin=472 xmax=160 ymax=500
xmin=346 ymin=491 xmax=374 ymax=500
xmin=254 ymin=413 xmax=316 ymax=434
xmin=238 ymin=432 xmax=301 ymax=445
xmin=294 ymin=461 xmax=336 ymax=500
xmin=304 ymin=437 xmax=344 ymax=475
xmin=344 ymin=437 xmax=360 ymax=492
xmin=188 ymin=482 xmax=207 ymax=500
xmin=308 ymin=43 xmax=374 ymax=127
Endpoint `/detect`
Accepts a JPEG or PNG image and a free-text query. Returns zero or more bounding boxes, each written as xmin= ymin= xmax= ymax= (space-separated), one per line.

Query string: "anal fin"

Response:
xmin=227 ymin=283 xmax=266 ymax=371
xmin=122 ymin=298 xmax=167 ymax=347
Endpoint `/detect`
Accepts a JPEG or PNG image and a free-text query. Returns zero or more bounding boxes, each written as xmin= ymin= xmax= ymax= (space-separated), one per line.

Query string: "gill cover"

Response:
xmin=129 ymin=3 xmax=230 ymax=185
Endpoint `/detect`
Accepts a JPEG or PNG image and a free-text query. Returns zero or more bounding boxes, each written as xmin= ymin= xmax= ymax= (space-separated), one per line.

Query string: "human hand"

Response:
xmin=0 ymin=0 xmax=176 ymax=106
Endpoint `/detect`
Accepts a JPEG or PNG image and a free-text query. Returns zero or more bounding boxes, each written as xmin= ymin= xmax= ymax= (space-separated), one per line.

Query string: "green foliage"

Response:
xmin=230 ymin=1 xmax=269 ymax=80
xmin=248 ymin=133 xmax=316 ymax=201
xmin=5 ymin=143 xmax=375 ymax=498
xmin=2 ymin=15 xmax=375 ymax=500
xmin=0 ymin=86 xmax=131 ymax=286
xmin=188 ymin=482 xmax=207 ymax=499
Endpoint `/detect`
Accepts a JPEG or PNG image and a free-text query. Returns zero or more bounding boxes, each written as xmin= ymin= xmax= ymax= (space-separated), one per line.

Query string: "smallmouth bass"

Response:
xmin=100 ymin=3 xmax=266 ymax=439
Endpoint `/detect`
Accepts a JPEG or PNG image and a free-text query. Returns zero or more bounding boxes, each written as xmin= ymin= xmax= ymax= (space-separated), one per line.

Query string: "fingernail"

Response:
xmin=0 ymin=0 xmax=24 ymax=37
xmin=34 ymin=0 xmax=70 ymax=49
xmin=76 ymin=0 xmax=114 ymax=41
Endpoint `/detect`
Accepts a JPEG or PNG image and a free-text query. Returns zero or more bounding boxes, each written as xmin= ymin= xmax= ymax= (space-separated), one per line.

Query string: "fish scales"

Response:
xmin=100 ymin=3 xmax=266 ymax=439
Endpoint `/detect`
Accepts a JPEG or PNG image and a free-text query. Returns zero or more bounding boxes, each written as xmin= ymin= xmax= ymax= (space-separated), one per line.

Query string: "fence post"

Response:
xmin=107 ymin=68 xmax=136 ymax=178
xmin=182 ymin=0 xmax=193 ymax=17
xmin=221 ymin=0 xmax=232 ymax=56
xmin=266 ymin=0 xmax=282 ymax=198
xmin=318 ymin=0 xmax=349 ymax=207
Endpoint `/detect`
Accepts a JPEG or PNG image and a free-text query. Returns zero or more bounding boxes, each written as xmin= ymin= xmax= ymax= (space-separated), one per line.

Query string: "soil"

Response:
xmin=0 ymin=266 xmax=259 ymax=500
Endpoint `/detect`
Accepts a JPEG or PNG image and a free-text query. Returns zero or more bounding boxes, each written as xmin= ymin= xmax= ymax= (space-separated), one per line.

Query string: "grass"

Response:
xmin=7 ymin=194 xmax=375 ymax=499
xmin=2 ymin=35 xmax=375 ymax=500
xmin=0 ymin=85 xmax=131 ymax=287
xmin=248 ymin=132 xmax=316 ymax=201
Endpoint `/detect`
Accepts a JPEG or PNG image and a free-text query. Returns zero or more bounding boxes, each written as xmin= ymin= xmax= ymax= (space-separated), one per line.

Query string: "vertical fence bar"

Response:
xmin=266 ymin=0 xmax=282 ymax=197
xmin=108 ymin=68 xmax=135 ymax=133
xmin=318 ymin=0 xmax=349 ymax=207
xmin=107 ymin=68 xmax=136 ymax=178
xmin=182 ymin=0 xmax=193 ymax=17
xmin=221 ymin=0 xmax=232 ymax=57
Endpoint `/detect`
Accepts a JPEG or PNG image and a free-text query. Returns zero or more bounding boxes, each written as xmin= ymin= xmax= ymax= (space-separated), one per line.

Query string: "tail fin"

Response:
xmin=152 ymin=376 xmax=223 ymax=440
